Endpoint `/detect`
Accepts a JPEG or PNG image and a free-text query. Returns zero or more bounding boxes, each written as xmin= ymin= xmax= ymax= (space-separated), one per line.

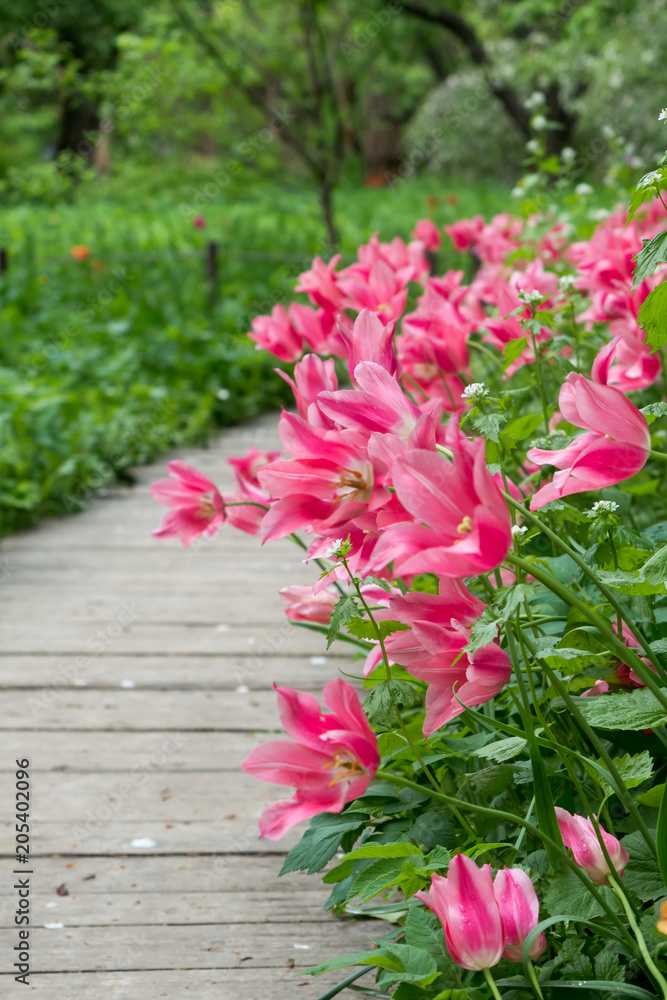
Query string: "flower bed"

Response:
xmin=152 ymin=175 xmax=667 ymax=998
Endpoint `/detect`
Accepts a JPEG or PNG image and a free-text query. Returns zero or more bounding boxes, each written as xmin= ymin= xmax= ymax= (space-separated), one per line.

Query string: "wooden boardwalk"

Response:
xmin=0 ymin=414 xmax=373 ymax=997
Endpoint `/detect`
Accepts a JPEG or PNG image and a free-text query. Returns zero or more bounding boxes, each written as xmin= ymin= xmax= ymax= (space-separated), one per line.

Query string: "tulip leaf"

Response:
xmin=620 ymin=831 xmax=665 ymax=901
xmin=575 ymin=688 xmax=667 ymax=732
xmin=632 ymin=231 xmax=667 ymax=288
xmin=656 ymin=781 xmax=667 ymax=889
xmin=638 ymin=281 xmax=667 ymax=351
xmin=544 ymin=871 xmax=618 ymax=919
xmin=326 ymin=595 xmax=360 ymax=649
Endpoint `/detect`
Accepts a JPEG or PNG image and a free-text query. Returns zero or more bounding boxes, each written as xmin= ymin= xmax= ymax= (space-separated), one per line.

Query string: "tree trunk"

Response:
xmin=319 ymin=180 xmax=339 ymax=249
xmin=57 ymin=95 xmax=100 ymax=162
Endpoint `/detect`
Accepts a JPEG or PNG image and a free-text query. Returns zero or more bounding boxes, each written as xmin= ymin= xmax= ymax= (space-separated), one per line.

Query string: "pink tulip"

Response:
xmin=151 ymin=461 xmax=225 ymax=546
xmin=555 ymin=807 xmax=629 ymax=884
xmin=279 ymin=584 xmax=338 ymax=624
xmin=227 ymin=447 xmax=282 ymax=492
xmin=444 ymin=215 xmax=485 ymax=253
xmin=296 ymin=254 xmax=344 ymax=312
xmin=192 ymin=215 xmax=206 ymax=229
xmin=494 ymin=867 xmax=547 ymax=962
xmin=591 ymin=334 xmax=660 ymax=393
xmin=527 ymin=374 xmax=651 ymax=509
xmin=415 ymin=855 xmax=504 ymax=971
xmin=412 ymin=218 xmax=442 ymax=251
xmin=338 ymin=309 xmax=400 ymax=383
xmin=370 ymin=439 xmax=513 ymax=578
xmin=242 ymin=679 xmax=379 ymax=839
xmin=249 ymin=304 xmax=303 ymax=362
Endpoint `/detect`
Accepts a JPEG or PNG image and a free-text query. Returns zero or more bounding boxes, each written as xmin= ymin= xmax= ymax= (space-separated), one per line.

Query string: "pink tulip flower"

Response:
xmin=370 ymin=439 xmax=513 ymax=578
xmin=296 ymin=254 xmax=344 ymax=312
xmin=279 ymin=584 xmax=338 ymax=624
xmin=415 ymin=855 xmax=504 ymax=971
xmin=555 ymin=807 xmax=629 ymax=884
xmin=151 ymin=461 xmax=225 ymax=546
xmin=249 ymin=304 xmax=303 ymax=362
xmin=494 ymin=867 xmax=547 ymax=962
xmin=227 ymin=447 xmax=282 ymax=492
xmin=192 ymin=215 xmax=206 ymax=229
xmin=338 ymin=309 xmax=400 ymax=383
xmin=242 ymin=679 xmax=379 ymax=839
xmin=527 ymin=374 xmax=651 ymax=509
xmin=412 ymin=218 xmax=442 ymax=251
xmin=591 ymin=334 xmax=660 ymax=393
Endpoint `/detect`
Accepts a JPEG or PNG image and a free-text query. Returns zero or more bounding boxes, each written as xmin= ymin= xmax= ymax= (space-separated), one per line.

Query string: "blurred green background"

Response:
xmin=0 ymin=0 xmax=664 ymax=533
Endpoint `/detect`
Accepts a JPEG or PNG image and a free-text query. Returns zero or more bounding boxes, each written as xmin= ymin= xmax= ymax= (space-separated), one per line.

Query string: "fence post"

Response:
xmin=0 ymin=248 xmax=7 ymax=274
xmin=205 ymin=240 xmax=218 ymax=307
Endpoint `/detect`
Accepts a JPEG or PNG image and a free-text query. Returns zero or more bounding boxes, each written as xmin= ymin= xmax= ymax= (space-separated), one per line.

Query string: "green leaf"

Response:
xmin=500 ymin=411 xmax=544 ymax=446
xmin=348 ymin=857 xmax=416 ymax=903
xmin=377 ymin=942 xmax=439 ymax=986
xmin=595 ymin=569 xmax=666 ymax=595
xmin=471 ymin=411 xmax=505 ymax=444
xmin=636 ymin=783 xmax=665 ymax=807
xmin=463 ymin=607 xmax=501 ymax=654
xmin=404 ymin=906 xmax=447 ymax=960
xmin=502 ymin=336 xmax=528 ymax=369
xmin=632 ymin=231 xmax=667 ymax=288
xmin=621 ymin=831 xmax=666 ymax=901
xmin=326 ymin=595 xmax=359 ymax=649
xmin=587 ymin=751 xmax=654 ymax=798
xmin=280 ymin=812 xmax=367 ymax=875
xmin=594 ymin=947 xmax=625 ymax=984
xmin=362 ymin=576 xmax=396 ymax=594
xmin=475 ymin=736 xmax=527 ymax=762
xmin=641 ymin=544 xmax=667 ymax=587
xmin=656 ymin=779 xmax=667 ymax=889
xmin=544 ymin=871 xmax=618 ymax=919
xmin=363 ymin=680 xmax=422 ymax=728
xmin=347 ymin=617 xmax=410 ymax=642
xmin=305 ymin=950 xmax=393 ymax=976
xmin=640 ymin=402 xmax=667 ymax=426
xmin=343 ymin=842 xmax=418 ymax=862
xmin=638 ymin=281 xmax=667 ymax=352
xmin=575 ymin=688 xmax=667 ymax=731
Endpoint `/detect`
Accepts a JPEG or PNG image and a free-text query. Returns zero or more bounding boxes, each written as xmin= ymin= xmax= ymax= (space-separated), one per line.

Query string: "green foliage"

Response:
xmin=638 ymin=282 xmax=667 ymax=352
xmin=632 ymin=232 xmax=667 ymax=289
xmin=327 ymin=596 xmax=360 ymax=649
xmin=347 ymin=617 xmax=410 ymax=642
xmin=544 ymin=871 xmax=617 ymax=919
xmin=575 ymin=689 xmax=667 ymax=732
xmin=620 ymin=831 xmax=666 ymax=902
xmin=363 ymin=680 xmax=423 ymax=728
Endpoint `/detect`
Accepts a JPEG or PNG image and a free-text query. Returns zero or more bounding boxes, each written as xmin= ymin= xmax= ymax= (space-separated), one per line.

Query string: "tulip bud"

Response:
xmin=415 ymin=855 xmax=504 ymax=971
xmin=555 ymin=807 xmax=629 ymax=884
xmin=494 ymin=867 xmax=546 ymax=962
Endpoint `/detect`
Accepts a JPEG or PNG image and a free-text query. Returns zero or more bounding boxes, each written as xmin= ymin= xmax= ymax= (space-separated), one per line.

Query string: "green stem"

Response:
xmin=507 ymin=551 xmax=667 ymax=711
xmin=609 ymin=875 xmax=667 ymax=1000
xmin=483 ymin=966 xmax=505 ymax=1000
xmin=649 ymin=450 xmax=667 ymax=463
xmin=502 ymin=491 xmax=667 ymax=685
xmin=526 ymin=958 xmax=545 ymax=1000
xmin=374 ymin=768 xmax=636 ymax=950
xmin=528 ymin=327 xmax=551 ymax=435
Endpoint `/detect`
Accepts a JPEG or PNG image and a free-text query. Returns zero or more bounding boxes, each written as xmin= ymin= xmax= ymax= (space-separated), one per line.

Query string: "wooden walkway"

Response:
xmin=0 ymin=413 xmax=373 ymax=997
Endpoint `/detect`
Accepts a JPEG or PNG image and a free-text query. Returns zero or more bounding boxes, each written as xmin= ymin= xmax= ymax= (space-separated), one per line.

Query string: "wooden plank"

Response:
xmin=0 ymin=687 xmax=328 ymax=729
xmin=0 ymin=921 xmax=372 ymax=972
xmin=0 ymin=654 xmax=345 ymax=690
xmin=3 ymin=967 xmax=371 ymax=998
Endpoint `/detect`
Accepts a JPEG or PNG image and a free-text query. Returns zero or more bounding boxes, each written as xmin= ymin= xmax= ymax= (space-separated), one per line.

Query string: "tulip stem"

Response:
xmin=374 ymin=769 xmax=637 ymax=951
xmin=483 ymin=966 xmax=505 ymax=1000
xmin=649 ymin=449 xmax=667 ymax=463
xmin=501 ymin=491 xmax=667 ymax=687
xmin=609 ymin=874 xmax=667 ymax=1000
xmin=525 ymin=959 xmax=545 ymax=1000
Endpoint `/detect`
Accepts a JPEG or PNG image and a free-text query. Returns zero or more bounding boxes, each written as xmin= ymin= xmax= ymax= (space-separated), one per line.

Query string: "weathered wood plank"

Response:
xmin=3 ymin=968 xmax=370 ymax=998
xmin=0 ymin=920 xmax=372 ymax=971
xmin=0 ymin=654 xmax=345 ymax=690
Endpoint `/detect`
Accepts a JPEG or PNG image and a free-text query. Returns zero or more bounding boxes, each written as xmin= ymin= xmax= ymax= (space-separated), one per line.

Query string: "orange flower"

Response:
xmin=70 ymin=245 xmax=90 ymax=261
xmin=657 ymin=899 xmax=667 ymax=937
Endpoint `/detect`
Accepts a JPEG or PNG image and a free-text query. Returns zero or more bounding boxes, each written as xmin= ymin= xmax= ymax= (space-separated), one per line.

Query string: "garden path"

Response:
xmin=0 ymin=413 xmax=373 ymax=998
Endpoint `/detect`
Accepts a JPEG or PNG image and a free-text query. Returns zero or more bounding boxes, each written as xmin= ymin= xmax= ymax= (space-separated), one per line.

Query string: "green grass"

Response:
xmin=0 ymin=168 xmax=513 ymax=536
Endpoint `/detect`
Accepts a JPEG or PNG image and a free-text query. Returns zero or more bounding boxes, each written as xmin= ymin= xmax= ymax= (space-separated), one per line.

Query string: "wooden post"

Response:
xmin=205 ymin=240 xmax=218 ymax=306
xmin=0 ymin=248 xmax=8 ymax=274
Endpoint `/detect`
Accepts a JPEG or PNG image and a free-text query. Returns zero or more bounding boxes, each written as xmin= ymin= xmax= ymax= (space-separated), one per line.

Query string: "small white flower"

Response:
xmin=217 ymin=388 xmax=230 ymax=400
xmin=558 ymin=274 xmax=576 ymax=291
xmin=461 ymin=382 xmax=489 ymax=403
xmin=659 ymin=108 xmax=667 ymax=122
xmin=561 ymin=146 xmax=576 ymax=164
xmin=575 ymin=183 xmax=593 ymax=196
xmin=517 ymin=289 xmax=543 ymax=305
xmin=526 ymin=139 xmax=541 ymax=155
xmin=524 ymin=91 xmax=545 ymax=110
xmin=325 ymin=538 xmax=345 ymax=559
xmin=588 ymin=500 xmax=619 ymax=517
xmin=531 ymin=114 xmax=548 ymax=132
xmin=511 ymin=185 xmax=524 ymax=199
xmin=512 ymin=525 xmax=528 ymax=537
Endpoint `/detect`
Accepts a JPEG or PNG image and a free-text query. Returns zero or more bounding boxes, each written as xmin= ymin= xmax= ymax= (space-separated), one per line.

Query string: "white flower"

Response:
xmin=575 ymin=183 xmax=593 ymax=196
xmin=511 ymin=185 xmax=524 ymax=199
xmin=461 ymin=382 xmax=489 ymax=403
xmin=531 ymin=115 xmax=548 ymax=131
xmin=325 ymin=539 xmax=346 ymax=559
xmin=561 ymin=146 xmax=576 ymax=164
xmin=558 ymin=275 xmax=576 ymax=291
xmin=217 ymin=388 xmax=230 ymax=400
xmin=512 ymin=525 xmax=528 ymax=537
xmin=524 ymin=91 xmax=545 ymax=110
xmin=588 ymin=500 xmax=619 ymax=517
xmin=517 ymin=289 xmax=543 ymax=305
xmin=526 ymin=139 xmax=541 ymax=155
xmin=659 ymin=108 xmax=667 ymax=122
